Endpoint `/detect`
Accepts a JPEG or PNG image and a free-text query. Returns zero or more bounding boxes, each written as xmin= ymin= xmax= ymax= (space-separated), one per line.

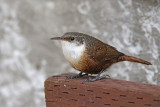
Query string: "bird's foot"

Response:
xmin=84 ymin=77 xmax=97 ymax=82
xmin=66 ymin=73 xmax=88 ymax=79
xmin=100 ymin=74 xmax=110 ymax=79
xmin=84 ymin=74 xmax=110 ymax=82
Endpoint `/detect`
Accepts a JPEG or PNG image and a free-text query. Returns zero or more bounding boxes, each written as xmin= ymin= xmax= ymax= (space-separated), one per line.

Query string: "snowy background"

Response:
xmin=0 ymin=0 xmax=160 ymax=107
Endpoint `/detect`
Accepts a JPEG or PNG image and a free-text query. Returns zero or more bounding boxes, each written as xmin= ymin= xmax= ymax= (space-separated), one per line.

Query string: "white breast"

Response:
xmin=61 ymin=41 xmax=85 ymax=62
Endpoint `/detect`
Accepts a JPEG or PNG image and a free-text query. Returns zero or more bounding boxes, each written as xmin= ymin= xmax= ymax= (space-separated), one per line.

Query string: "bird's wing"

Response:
xmin=85 ymin=40 xmax=123 ymax=63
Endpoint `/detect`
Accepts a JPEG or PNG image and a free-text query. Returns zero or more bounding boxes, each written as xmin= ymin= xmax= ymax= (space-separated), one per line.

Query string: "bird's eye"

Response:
xmin=70 ymin=37 xmax=74 ymax=41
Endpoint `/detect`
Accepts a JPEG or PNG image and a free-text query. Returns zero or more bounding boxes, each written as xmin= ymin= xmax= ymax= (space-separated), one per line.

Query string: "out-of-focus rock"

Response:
xmin=0 ymin=0 xmax=159 ymax=107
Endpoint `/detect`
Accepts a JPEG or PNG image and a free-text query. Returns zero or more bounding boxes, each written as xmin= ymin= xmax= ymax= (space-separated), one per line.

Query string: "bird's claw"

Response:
xmin=83 ymin=77 xmax=98 ymax=82
xmin=83 ymin=74 xmax=110 ymax=82
xmin=66 ymin=73 xmax=88 ymax=79
xmin=66 ymin=75 xmax=76 ymax=79
xmin=100 ymin=74 xmax=111 ymax=78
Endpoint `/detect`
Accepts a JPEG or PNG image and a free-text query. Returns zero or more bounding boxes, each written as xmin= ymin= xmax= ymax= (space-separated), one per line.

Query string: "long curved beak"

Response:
xmin=50 ymin=37 xmax=65 ymax=41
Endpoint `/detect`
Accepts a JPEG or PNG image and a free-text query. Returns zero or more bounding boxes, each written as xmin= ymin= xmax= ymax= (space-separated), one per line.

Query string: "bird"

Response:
xmin=51 ymin=32 xmax=151 ymax=82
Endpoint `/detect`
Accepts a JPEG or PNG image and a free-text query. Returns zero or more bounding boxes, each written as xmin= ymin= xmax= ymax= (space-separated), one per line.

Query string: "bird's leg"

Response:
xmin=66 ymin=72 xmax=88 ymax=79
xmin=84 ymin=70 xmax=110 ymax=82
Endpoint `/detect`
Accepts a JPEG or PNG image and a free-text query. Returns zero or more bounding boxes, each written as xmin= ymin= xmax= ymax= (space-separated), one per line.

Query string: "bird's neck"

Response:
xmin=61 ymin=41 xmax=85 ymax=62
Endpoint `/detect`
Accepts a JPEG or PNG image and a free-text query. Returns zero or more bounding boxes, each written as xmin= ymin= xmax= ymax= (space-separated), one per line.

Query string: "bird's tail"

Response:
xmin=119 ymin=55 xmax=151 ymax=65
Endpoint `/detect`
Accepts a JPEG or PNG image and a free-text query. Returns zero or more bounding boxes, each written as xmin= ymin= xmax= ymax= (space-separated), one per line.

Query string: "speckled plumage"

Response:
xmin=51 ymin=32 xmax=151 ymax=76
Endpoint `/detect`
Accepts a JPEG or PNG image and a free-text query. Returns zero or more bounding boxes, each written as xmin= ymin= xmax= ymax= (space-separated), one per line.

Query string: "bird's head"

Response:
xmin=51 ymin=32 xmax=86 ymax=46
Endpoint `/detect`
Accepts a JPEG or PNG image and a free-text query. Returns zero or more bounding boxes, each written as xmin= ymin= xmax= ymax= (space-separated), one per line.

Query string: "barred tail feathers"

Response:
xmin=119 ymin=55 xmax=151 ymax=65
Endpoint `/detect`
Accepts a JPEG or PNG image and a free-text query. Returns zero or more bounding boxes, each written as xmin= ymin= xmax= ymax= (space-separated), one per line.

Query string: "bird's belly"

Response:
xmin=61 ymin=41 xmax=103 ymax=74
xmin=69 ymin=53 xmax=103 ymax=74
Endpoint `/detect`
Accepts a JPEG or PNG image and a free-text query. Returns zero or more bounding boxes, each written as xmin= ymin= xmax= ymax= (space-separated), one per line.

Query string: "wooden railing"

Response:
xmin=45 ymin=73 xmax=160 ymax=107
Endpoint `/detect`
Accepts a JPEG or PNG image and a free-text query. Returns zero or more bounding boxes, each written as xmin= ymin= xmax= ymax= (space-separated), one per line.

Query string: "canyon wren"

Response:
xmin=51 ymin=32 xmax=151 ymax=82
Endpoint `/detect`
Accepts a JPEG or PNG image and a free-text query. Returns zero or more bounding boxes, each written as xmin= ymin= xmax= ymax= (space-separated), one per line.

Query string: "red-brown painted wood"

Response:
xmin=45 ymin=73 xmax=160 ymax=107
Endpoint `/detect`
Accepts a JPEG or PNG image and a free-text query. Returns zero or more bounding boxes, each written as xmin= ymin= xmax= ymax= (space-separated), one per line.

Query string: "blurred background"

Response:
xmin=0 ymin=0 xmax=160 ymax=107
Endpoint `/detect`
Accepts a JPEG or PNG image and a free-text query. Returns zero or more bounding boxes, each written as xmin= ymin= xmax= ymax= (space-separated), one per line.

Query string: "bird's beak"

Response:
xmin=50 ymin=37 xmax=66 ymax=41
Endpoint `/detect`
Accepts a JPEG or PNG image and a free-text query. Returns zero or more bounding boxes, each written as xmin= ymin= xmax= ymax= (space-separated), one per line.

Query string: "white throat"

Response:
xmin=61 ymin=41 xmax=85 ymax=61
